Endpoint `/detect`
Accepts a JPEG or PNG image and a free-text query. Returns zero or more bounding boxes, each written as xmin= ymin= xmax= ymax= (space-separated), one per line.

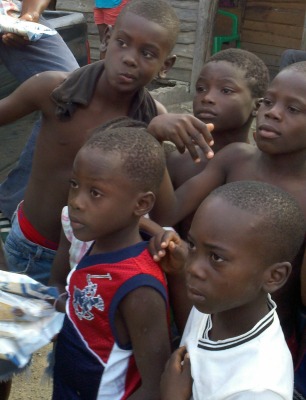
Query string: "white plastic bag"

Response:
xmin=0 ymin=14 xmax=57 ymax=41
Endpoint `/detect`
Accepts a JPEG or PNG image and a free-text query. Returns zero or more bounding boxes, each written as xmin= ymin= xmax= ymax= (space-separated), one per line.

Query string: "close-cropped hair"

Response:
xmin=85 ymin=119 xmax=166 ymax=194
xmin=207 ymin=48 xmax=270 ymax=98
xmin=210 ymin=181 xmax=305 ymax=264
xmin=117 ymin=0 xmax=180 ymax=52
xmin=284 ymin=60 xmax=306 ymax=74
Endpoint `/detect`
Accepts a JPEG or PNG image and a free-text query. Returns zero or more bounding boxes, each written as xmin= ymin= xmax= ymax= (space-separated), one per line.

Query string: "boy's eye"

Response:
xmin=69 ymin=179 xmax=78 ymax=189
xmin=90 ymin=189 xmax=102 ymax=198
xmin=261 ymin=98 xmax=273 ymax=107
xmin=221 ymin=87 xmax=234 ymax=94
xmin=288 ymin=106 xmax=301 ymax=114
xmin=196 ymin=86 xmax=206 ymax=93
xmin=117 ymin=38 xmax=127 ymax=47
xmin=142 ymin=50 xmax=155 ymax=59
xmin=210 ymin=252 xmax=224 ymax=263
xmin=187 ymin=239 xmax=196 ymax=252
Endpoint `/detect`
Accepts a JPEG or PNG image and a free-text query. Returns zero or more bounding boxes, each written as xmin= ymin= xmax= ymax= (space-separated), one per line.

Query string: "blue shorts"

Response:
xmin=4 ymin=210 xmax=56 ymax=285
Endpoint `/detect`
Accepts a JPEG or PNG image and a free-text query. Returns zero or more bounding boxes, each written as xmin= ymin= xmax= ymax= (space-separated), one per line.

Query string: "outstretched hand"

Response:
xmin=160 ymin=346 xmax=193 ymax=400
xmin=148 ymin=113 xmax=214 ymax=162
xmin=149 ymin=229 xmax=188 ymax=274
xmin=2 ymin=12 xmax=40 ymax=47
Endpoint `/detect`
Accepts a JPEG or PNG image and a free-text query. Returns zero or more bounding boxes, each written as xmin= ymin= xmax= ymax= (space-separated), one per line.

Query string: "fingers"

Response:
xmin=2 ymin=32 xmax=29 ymax=47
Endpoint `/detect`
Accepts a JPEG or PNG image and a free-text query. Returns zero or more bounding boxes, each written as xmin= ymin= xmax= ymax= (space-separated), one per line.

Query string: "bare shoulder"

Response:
xmin=213 ymin=142 xmax=257 ymax=166
xmin=28 ymin=70 xmax=70 ymax=93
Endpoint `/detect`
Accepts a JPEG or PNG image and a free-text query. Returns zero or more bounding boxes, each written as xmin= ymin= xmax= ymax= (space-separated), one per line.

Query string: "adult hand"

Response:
xmin=161 ymin=346 xmax=193 ymax=400
xmin=2 ymin=11 xmax=40 ymax=47
xmin=148 ymin=113 xmax=214 ymax=162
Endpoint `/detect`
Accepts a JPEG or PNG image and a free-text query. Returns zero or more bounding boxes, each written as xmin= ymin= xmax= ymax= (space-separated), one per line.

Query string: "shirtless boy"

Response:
xmin=0 ymin=0 xmax=181 ymax=285
xmin=152 ymin=61 xmax=306 ymax=398
xmin=160 ymin=181 xmax=304 ymax=400
xmin=165 ymin=48 xmax=269 ymax=238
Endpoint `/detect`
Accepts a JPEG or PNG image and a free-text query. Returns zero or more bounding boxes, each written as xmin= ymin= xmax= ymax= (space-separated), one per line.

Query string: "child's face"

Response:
xmin=186 ymin=195 xmax=267 ymax=315
xmin=193 ymin=61 xmax=255 ymax=133
xmin=104 ymin=11 xmax=173 ymax=93
xmin=68 ymin=147 xmax=140 ymax=247
xmin=256 ymin=69 xmax=306 ymax=154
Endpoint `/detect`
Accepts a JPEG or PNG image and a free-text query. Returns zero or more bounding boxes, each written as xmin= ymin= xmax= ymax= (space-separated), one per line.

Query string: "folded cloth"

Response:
xmin=0 ymin=271 xmax=64 ymax=378
xmin=51 ymin=60 xmax=158 ymax=123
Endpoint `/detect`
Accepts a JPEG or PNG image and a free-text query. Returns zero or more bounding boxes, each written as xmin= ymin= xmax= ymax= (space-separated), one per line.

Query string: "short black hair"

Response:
xmin=207 ymin=48 xmax=270 ymax=98
xmin=85 ymin=118 xmax=165 ymax=193
xmin=117 ymin=0 xmax=180 ymax=52
xmin=283 ymin=60 xmax=306 ymax=74
xmin=209 ymin=181 xmax=305 ymax=264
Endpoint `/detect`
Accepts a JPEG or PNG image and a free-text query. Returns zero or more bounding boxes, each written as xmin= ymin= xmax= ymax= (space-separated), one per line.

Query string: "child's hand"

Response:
xmin=149 ymin=230 xmax=188 ymax=274
xmin=160 ymin=346 xmax=192 ymax=400
xmin=148 ymin=113 xmax=214 ymax=162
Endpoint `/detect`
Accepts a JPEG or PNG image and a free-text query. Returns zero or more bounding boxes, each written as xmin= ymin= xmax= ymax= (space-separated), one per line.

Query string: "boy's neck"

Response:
xmin=259 ymin=148 xmax=306 ymax=176
xmin=89 ymin=222 xmax=143 ymax=256
xmin=208 ymin=295 xmax=269 ymax=341
xmin=96 ymin=70 xmax=138 ymax=110
xmin=212 ymin=127 xmax=250 ymax=153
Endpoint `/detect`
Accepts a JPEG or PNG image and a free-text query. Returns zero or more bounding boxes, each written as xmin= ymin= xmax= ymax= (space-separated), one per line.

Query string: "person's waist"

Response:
xmin=17 ymin=202 xmax=59 ymax=250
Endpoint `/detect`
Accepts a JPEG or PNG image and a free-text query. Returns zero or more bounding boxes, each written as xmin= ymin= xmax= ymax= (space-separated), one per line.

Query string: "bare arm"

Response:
xmin=119 ymin=286 xmax=171 ymax=400
xmin=150 ymin=144 xmax=230 ymax=226
xmin=0 ymin=70 xmax=67 ymax=127
xmin=48 ymin=229 xmax=71 ymax=312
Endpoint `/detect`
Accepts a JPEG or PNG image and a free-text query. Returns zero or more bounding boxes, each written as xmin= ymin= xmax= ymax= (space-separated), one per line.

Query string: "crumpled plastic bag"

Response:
xmin=0 ymin=14 xmax=57 ymax=41
xmin=0 ymin=271 xmax=64 ymax=378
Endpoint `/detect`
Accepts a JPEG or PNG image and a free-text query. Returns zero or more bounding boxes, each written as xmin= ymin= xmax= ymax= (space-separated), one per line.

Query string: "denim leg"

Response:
xmin=279 ymin=49 xmax=306 ymax=70
xmin=0 ymin=17 xmax=80 ymax=219
xmin=4 ymin=213 xmax=56 ymax=285
xmin=0 ymin=119 xmax=40 ymax=219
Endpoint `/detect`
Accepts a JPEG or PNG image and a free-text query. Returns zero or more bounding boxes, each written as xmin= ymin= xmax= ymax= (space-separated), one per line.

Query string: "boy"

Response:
xmin=159 ymin=181 xmax=305 ymax=400
xmin=0 ymin=0 xmax=182 ymax=285
xmin=152 ymin=61 xmax=306 ymax=398
xmin=52 ymin=122 xmax=170 ymax=399
xmin=165 ymin=48 xmax=269 ymax=238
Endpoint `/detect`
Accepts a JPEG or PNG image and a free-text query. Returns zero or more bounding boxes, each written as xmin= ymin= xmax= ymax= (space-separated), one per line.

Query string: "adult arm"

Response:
xmin=119 ymin=286 xmax=171 ymax=400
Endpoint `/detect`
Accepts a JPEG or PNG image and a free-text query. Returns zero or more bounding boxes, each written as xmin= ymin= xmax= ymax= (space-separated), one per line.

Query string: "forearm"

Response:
xmin=20 ymin=0 xmax=51 ymax=20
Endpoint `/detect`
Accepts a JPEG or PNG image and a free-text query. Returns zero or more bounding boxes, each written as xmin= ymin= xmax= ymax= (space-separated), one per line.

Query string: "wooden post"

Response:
xmin=190 ymin=0 xmax=218 ymax=94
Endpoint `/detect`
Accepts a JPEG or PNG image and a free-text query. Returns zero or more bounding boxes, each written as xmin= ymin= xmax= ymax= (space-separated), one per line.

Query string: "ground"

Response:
xmin=9 ymin=345 xmax=53 ymax=400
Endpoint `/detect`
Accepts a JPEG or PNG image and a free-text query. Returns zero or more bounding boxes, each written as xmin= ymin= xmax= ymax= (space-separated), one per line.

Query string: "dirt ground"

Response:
xmin=9 ymin=344 xmax=53 ymax=400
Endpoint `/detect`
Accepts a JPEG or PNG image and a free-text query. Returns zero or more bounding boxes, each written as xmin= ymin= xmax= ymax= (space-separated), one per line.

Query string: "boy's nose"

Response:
xmin=69 ymin=193 xmax=83 ymax=210
xmin=264 ymin=104 xmax=282 ymax=121
xmin=200 ymin=90 xmax=216 ymax=105
xmin=123 ymin=51 xmax=137 ymax=67
xmin=186 ymin=258 xmax=207 ymax=280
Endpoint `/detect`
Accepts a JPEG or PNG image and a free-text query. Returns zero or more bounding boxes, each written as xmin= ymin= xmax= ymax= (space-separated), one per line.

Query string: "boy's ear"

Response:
xmin=102 ymin=24 xmax=113 ymax=50
xmin=134 ymin=192 xmax=156 ymax=217
xmin=263 ymin=261 xmax=292 ymax=294
xmin=158 ymin=55 xmax=176 ymax=79
xmin=252 ymin=98 xmax=263 ymax=117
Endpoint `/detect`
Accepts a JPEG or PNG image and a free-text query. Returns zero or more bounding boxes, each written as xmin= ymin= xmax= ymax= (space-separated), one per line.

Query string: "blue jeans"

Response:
xmin=0 ymin=16 xmax=79 ymax=219
xmin=4 ymin=210 xmax=56 ymax=285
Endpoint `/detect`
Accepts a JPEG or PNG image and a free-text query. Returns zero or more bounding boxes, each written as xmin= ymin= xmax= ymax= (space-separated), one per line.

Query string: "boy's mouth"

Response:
xmin=118 ymin=72 xmax=136 ymax=83
xmin=257 ymin=124 xmax=280 ymax=139
xmin=195 ymin=108 xmax=217 ymax=120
